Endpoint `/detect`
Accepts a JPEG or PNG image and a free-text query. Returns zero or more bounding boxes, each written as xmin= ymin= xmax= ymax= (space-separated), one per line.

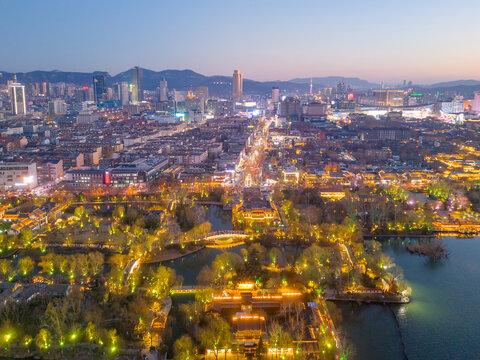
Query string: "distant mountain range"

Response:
xmin=290 ymin=76 xmax=378 ymax=89
xmin=0 ymin=69 xmax=378 ymax=95
xmin=0 ymin=69 xmax=479 ymax=96
xmin=427 ymin=79 xmax=480 ymax=88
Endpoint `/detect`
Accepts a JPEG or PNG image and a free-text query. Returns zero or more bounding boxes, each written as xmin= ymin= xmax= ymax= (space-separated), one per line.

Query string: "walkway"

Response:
xmin=170 ymin=285 xmax=200 ymax=294
xmin=123 ymin=258 xmax=141 ymax=285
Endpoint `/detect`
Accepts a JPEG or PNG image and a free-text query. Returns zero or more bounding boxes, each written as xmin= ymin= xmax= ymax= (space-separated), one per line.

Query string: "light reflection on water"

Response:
xmin=340 ymin=237 xmax=480 ymax=360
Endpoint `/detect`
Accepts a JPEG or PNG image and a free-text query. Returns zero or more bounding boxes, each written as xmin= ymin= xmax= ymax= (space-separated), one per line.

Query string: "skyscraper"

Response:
xmin=196 ymin=86 xmax=209 ymax=105
xmin=120 ymin=82 xmax=129 ymax=106
xmin=272 ymin=87 xmax=280 ymax=103
xmin=232 ymin=70 xmax=243 ymax=102
xmin=93 ymin=75 xmax=107 ymax=103
xmin=114 ymin=82 xmax=130 ymax=106
xmin=336 ymin=81 xmax=346 ymax=101
xmin=472 ymin=91 xmax=480 ymax=114
xmin=9 ymin=75 xmax=26 ymax=115
xmin=159 ymin=78 xmax=168 ymax=101
xmin=131 ymin=66 xmax=143 ymax=104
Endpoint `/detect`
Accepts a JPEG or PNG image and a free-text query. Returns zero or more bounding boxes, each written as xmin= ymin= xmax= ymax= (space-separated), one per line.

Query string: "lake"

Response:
xmin=339 ymin=237 xmax=480 ymax=360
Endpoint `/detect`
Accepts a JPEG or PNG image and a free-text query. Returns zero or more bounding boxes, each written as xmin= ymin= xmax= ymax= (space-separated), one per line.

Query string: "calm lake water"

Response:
xmin=204 ymin=204 xmax=232 ymax=231
xmin=339 ymin=237 xmax=480 ymax=360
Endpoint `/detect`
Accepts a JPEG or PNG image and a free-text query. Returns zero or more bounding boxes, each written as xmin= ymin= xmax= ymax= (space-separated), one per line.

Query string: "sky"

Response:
xmin=1 ymin=0 xmax=480 ymax=84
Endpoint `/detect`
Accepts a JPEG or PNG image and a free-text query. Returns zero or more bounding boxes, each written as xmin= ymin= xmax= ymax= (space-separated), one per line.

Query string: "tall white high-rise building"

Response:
xmin=9 ymin=76 xmax=26 ymax=115
xmin=232 ymin=70 xmax=243 ymax=103
xmin=272 ymin=87 xmax=280 ymax=103
xmin=159 ymin=78 xmax=168 ymax=101
xmin=116 ymin=82 xmax=129 ymax=106
xmin=472 ymin=91 xmax=480 ymax=114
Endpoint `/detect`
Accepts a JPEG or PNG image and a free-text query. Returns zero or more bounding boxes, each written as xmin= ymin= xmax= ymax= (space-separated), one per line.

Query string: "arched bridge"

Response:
xmin=203 ymin=230 xmax=249 ymax=242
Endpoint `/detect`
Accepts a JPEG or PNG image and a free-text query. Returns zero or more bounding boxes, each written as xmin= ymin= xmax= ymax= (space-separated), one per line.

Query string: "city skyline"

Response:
xmin=2 ymin=0 xmax=480 ymax=83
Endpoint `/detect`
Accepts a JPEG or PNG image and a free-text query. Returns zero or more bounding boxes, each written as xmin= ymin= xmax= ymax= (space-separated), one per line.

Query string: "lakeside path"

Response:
xmin=324 ymin=289 xmax=410 ymax=304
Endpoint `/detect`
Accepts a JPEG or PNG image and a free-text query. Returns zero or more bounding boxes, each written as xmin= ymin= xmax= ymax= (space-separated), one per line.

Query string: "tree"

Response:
xmin=199 ymin=317 xmax=232 ymax=360
xmin=112 ymin=206 xmax=125 ymax=221
xmin=38 ymin=253 xmax=55 ymax=275
xmin=87 ymin=252 xmax=104 ymax=276
xmin=35 ymin=329 xmax=51 ymax=352
xmin=74 ymin=206 xmax=85 ymax=219
xmin=0 ymin=259 xmax=14 ymax=281
xmin=195 ymin=287 xmax=214 ymax=310
xmin=149 ymin=265 xmax=178 ymax=299
xmin=210 ymin=252 xmax=242 ymax=286
xmin=107 ymin=328 xmax=119 ymax=354
xmin=18 ymin=256 xmax=35 ymax=276
xmin=268 ymin=322 xmax=292 ymax=359
xmin=86 ymin=321 xmax=96 ymax=342
xmin=269 ymin=248 xmax=282 ymax=268
xmin=19 ymin=229 xmax=34 ymax=246
xmin=173 ymin=335 xmax=196 ymax=360
xmin=256 ymin=337 xmax=267 ymax=360
xmin=44 ymin=301 xmax=66 ymax=346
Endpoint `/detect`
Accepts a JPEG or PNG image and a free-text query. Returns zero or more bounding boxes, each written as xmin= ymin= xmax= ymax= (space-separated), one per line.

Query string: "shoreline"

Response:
xmin=389 ymin=305 xmax=409 ymax=360
xmin=143 ymin=244 xmax=206 ymax=263
xmin=365 ymin=231 xmax=480 ymax=239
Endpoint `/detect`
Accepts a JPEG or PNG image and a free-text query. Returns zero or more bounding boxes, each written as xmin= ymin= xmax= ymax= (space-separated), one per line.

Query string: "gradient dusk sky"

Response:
xmin=1 ymin=0 xmax=479 ymax=84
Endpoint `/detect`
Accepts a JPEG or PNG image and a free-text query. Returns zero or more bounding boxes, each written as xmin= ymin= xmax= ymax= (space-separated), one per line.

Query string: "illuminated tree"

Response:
xmin=173 ymin=335 xmax=196 ymax=360
xmin=74 ymin=206 xmax=85 ymax=219
xmin=268 ymin=322 xmax=292 ymax=359
xmin=0 ymin=259 xmax=14 ymax=281
xmin=87 ymin=252 xmax=104 ymax=276
xmin=86 ymin=321 xmax=96 ymax=342
xmin=44 ymin=301 xmax=66 ymax=346
xmin=194 ymin=287 xmax=214 ymax=310
xmin=107 ymin=328 xmax=119 ymax=354
xmin=269 ymin=247 xmax=282 ymax=268
xmin=199 ymin=317 xmax=232 ymax=360
xmin=18 ymin=256 xmax=35 ymax=277
xmin=149 ymin=265 xmax=178 ymax=299
xmin=35 ymin=329 xmax=51 ymax=352
xmin=38 ymin=253 xmax=55 ymax=275
xmin=112 ymin=206 xmax=125 ymax=221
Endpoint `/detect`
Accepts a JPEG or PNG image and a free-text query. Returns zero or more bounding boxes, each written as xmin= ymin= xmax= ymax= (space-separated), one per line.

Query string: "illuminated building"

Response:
xmin=233 ymin=70 xmax=243 ymax=102
xmin=159 ymin=78 xmax=168 ymax=101
xmin=0 ymin=162 xmax=37 ymax=190
xmin=234 ymin=189 xmax=280 ymax=223
xmin=407 ymin=93 xmax=424 ymax=106
xmin=8 ymin=76 xmax=26 ymax=115
xmin=283 ymin=167 xmax=299 ymax=183
xmin=272 ymin=87 xmax=280 ymax=103
xmin=131 ymin=66 xmax=143 ymax=104
xmin=185 ymin=94 xmax=204 ymax=122
xmin=336 ymin=81 xmax=346 ymax=100
xmin=438 ymin=97 xmax=464 ymax=114
xmin=472 ymin=91 xmax=480 ymax=114
xmin=114 ymin=82 xmax=129 ymax=105
xmin=93 ymin=75 xmax=107 ymax=103
xmin=65 ymin=158 xmax=168 ymax=188
xmin=320 ymin=189 xmax=346 ymax=200
xmin=373 ymin=90 xmax=404 ymax=107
